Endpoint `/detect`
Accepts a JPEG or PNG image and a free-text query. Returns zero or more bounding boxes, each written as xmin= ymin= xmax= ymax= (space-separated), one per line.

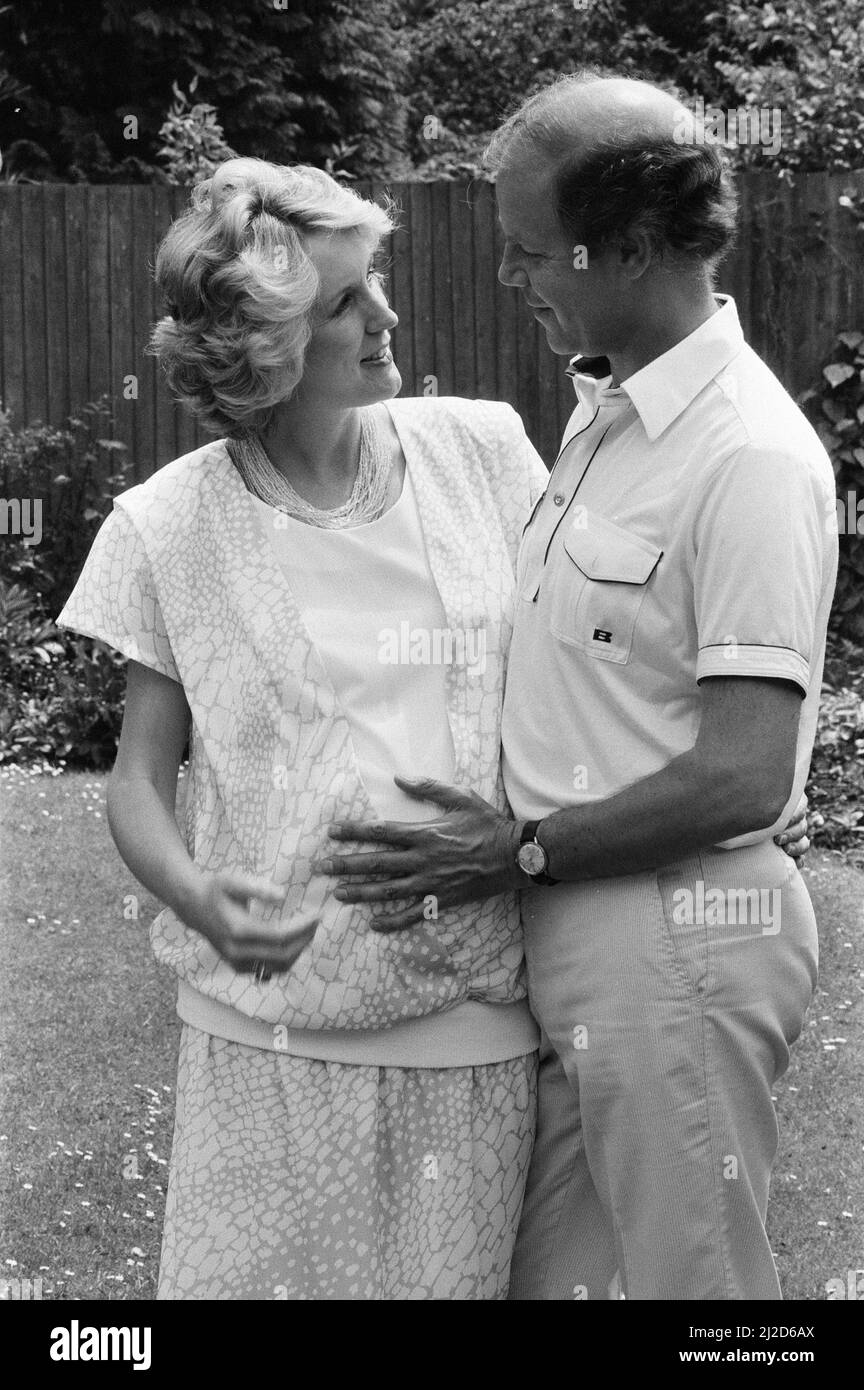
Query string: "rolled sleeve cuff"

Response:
xmin=696 ymin=643 xmax=809 ymax=696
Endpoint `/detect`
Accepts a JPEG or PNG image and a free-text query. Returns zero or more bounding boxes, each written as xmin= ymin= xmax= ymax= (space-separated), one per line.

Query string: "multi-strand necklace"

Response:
xmin=226 ymin=407 xmax=391 ymax=528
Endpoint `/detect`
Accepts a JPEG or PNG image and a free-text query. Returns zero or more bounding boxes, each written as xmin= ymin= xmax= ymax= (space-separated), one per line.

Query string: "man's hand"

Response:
xmin=312 ymin=777 xmax=521 ymax=931
xmin=774 ymin=791 xmax=810 ymax=862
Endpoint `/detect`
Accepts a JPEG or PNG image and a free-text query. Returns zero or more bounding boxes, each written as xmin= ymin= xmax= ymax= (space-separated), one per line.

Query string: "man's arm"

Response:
xmin=314 ymin=675 xmax=803 ymax=928
xmin=533 ymin=674 xmax=802 ymax=881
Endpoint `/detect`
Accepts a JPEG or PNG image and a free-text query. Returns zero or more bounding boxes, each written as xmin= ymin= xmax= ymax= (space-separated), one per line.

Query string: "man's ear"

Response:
xmin=615 ymin=226 xmax=655 ymax=281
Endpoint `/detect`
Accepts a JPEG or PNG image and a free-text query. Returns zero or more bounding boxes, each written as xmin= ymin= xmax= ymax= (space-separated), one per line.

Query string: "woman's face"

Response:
xmin=293 ymin=229 xmax=401 ymax=409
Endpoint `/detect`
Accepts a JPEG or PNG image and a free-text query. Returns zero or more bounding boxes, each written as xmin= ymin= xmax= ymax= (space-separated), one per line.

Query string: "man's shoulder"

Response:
xmin=701 ymin=346 xmax=833 ymax=482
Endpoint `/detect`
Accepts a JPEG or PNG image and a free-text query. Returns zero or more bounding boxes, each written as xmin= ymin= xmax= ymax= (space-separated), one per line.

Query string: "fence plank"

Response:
xmin=492 ymin=213 xmax=520 ymax=411
xmin=151 ymin=185 xmax=179 ymax=467
xmin=64 ymin=187 xmax=90 ymax=417
xmin=471 ymin=180 xmax=498 ymax=402
xmin=171 ymin=185 xmax=200 ymax=459
xmin=130 ymin=186 xmax=156 ymax=481
xmin=86 ymin=186 xmax=111 ymax=434
xmin=20 ymin=187 xmax=47 ymax=425
xmin=431 ymin=183 xmax=454 ymax=396
xmin=43 ymin=185 xmax=69 ymax=429
xmin=409 ymin=183 xmax=435 ymax=397
xmin=0 ymin=190 xmax=25 ymax=423
xmin=390 ymin=188 xmax=415 ymax=403
xmin=449 ymin=182 xmax=476 ymax=398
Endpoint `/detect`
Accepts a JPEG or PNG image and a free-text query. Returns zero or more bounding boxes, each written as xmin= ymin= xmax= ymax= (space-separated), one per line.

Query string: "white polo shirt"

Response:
xmin=501 ymin=296 xmax=838 ymax=848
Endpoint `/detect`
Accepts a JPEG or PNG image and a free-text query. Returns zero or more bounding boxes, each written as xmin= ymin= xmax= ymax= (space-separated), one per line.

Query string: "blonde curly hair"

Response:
xmin=148 ymin=158 xmax=395 ymax=434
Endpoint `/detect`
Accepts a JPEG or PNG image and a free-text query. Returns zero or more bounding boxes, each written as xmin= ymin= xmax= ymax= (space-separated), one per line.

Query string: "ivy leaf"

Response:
xmin=837 ymin=331 xmax=864 ymax=350
xmin=823 ymin=362 xmax=856 ymax=387
xmin=822 ymin=398 xmax=848 ymax=424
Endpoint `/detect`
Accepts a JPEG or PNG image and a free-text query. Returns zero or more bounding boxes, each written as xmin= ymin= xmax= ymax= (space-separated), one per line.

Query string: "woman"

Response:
xmin=57 ymin=157 xmax=807 ymax=1300
xmin=56 ymin=158 xmax=547 ymax=1300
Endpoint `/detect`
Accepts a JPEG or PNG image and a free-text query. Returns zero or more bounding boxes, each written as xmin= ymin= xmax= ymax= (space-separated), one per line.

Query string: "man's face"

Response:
xmin=495 ymin=145 xmax=626 ymax=360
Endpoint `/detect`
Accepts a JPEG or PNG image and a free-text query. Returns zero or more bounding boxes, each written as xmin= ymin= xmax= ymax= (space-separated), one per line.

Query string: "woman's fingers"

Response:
xmin=218 ymin=914 xmax=319 ymax=974
xmin=215 ymin=869 xmax=288 ymax=905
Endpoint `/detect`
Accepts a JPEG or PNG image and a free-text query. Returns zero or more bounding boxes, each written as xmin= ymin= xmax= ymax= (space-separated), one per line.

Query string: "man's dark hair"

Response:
xmin=555 ymin=139 xmax=738 ymax=267
xmin=484 ymin=72 xmax=739 ymax=272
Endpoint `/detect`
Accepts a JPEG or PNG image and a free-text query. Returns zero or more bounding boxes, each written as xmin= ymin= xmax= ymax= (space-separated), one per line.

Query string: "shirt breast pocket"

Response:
xmin=550 ymin=512 xmax=662 ymax=664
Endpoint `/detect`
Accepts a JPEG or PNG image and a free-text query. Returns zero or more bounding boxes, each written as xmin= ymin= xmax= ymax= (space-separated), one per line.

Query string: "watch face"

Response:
xmin=517 ymin=841 xmax=548 ymax=876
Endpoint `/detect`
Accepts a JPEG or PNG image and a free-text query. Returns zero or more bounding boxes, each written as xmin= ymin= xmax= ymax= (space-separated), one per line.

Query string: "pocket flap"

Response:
xmin=563 ymin=512 xmax=662 ymax=584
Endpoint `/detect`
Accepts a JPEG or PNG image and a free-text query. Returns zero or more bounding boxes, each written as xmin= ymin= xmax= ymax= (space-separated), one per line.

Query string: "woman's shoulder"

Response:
xmin=385 ymin=397 xmax=534 ymax=483
xmin=113 ymin=439 xmax=231 ymax=524
xmin=387 ymin=394 xmax=523 ymax=440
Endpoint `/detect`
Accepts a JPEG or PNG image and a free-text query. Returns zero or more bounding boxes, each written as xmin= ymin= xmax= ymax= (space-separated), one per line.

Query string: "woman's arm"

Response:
xmin=106 ymin=659 xmax=317 ymax=975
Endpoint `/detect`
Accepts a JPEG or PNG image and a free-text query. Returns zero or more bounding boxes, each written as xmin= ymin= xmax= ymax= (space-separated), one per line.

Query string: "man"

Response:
xmin=316 ymin=73 xmax=837 ymax=1299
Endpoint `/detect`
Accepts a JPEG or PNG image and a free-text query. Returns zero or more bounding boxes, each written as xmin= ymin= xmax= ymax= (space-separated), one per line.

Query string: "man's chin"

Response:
xmin=540 ymin=320 xmax=581 ymax=357
xmin=536 ymin=315 xmax=583 ymax=355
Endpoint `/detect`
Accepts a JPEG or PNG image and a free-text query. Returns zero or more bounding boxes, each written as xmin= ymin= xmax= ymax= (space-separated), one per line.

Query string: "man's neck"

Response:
xmin=607 ymin=285 xmax=721 ymax=387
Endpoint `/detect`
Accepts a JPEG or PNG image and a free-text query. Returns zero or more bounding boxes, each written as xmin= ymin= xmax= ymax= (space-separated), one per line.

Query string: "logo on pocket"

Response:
xmin=592 ymin=628 xmax=613 ymax=643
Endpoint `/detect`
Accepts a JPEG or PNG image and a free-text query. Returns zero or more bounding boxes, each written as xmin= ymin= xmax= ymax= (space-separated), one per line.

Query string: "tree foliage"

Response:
xmin=404 ymin=0 xmax=864 ymax=178
xmin=0 ymin=0 xmax=861 ymax=181
xmin=0 ymin=0 xmax=408 ymax=181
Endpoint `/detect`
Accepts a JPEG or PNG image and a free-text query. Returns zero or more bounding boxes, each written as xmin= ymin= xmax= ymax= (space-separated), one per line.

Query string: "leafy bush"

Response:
xmin=0 ymin=397 xmax=133 ymax=617
xmin=0 ymin=399 xmax=133 ymax=768
xmin=809 ymin=635 xmax=864 ymax=863
xmin=702 ymin=0 xmax=864 ymax=173
xmin=0 ymin=578 xmax=126 ymax=768
xmin=156 ymin=78 xmax=237 ymax=185
xmin=799 ymin=328 xmax=864 ymax=645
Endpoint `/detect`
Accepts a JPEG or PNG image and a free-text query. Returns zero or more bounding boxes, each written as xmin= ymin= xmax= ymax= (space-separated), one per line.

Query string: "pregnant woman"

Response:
xmin=56 ymin=157 xmax=807 ymax=1300
xmin=56 ymin=157 xmax=546 ymax=1300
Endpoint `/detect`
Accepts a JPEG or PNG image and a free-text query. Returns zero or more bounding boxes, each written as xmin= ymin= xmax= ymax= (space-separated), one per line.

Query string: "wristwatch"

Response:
xmin=516 ymin=820 xmax=559 ymax=886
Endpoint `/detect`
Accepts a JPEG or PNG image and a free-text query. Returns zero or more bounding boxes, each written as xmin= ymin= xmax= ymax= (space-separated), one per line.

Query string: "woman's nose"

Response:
xmin=373 ymin=302 xmax=398 ymax=331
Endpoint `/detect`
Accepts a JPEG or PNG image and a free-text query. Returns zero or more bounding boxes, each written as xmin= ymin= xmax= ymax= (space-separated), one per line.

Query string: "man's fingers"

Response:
xmin=333 ymin=879 xmax=418 ymax=904
xmin=392 ymin=775 xmax=475 ymax=812
xmin=785 ymin=835 xmax=810 ymax=860
xmin=327 ymin=820 xmax=419 ymax=846
xmin=314 ymin=851 xmax=416 ymax=878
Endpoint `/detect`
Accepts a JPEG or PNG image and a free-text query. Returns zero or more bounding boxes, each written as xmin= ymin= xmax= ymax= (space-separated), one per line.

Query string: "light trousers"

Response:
xmin=509 ymin=842 xmax=818 ymax=1300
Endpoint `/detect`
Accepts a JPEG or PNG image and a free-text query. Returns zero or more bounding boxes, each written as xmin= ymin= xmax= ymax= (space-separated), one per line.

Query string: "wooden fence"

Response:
xmin=1 ymin=173 xmax=863 ymax=478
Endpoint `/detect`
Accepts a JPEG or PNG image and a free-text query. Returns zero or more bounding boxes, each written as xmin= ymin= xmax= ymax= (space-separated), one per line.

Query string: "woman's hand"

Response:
xmin=773 ymin=791 xmax=810 ymax=862
xmin=183 ymin=870 xmax=319 ymax=975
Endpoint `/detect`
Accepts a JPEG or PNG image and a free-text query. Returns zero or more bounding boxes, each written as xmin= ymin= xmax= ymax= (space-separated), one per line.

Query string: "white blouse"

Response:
xmin=253 ymin=463 xmax=456 ymax=823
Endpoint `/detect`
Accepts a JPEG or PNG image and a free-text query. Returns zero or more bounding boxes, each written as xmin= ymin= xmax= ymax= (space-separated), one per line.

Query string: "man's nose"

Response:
xmin=497 ymin=250 xmax=527 ymax=288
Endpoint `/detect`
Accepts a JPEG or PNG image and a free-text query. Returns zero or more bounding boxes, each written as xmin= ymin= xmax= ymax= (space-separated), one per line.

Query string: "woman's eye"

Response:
xmin=333 ymin=268 xmax=386 ymax=317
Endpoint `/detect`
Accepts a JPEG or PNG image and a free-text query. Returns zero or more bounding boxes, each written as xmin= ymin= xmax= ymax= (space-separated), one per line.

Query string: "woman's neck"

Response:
xmin=259 ymin=403 xmax=365 ymax=496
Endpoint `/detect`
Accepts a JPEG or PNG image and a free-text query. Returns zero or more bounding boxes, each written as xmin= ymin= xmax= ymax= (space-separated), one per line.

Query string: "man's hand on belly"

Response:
xmin=311 ymin=776 xmax=523 ymax=931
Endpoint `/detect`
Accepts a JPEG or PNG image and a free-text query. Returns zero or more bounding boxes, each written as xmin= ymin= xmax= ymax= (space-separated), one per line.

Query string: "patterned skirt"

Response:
xmin=157 ymin=1024 xmax=538 ymax=1300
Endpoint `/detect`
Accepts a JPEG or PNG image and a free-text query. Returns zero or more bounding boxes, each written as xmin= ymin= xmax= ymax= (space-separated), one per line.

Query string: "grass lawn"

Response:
xmin=1 ymin=767 xmax=862 ymax=1301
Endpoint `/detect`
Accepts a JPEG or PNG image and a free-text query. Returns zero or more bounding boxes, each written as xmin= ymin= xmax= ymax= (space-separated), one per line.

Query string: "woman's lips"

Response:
xmin=361 ymin=346 xmax=393 ymax=364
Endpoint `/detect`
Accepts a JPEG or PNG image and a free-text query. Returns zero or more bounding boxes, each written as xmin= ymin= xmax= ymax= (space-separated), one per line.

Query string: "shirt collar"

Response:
xmin=565 ymin=295 xmax=745 ymax=442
